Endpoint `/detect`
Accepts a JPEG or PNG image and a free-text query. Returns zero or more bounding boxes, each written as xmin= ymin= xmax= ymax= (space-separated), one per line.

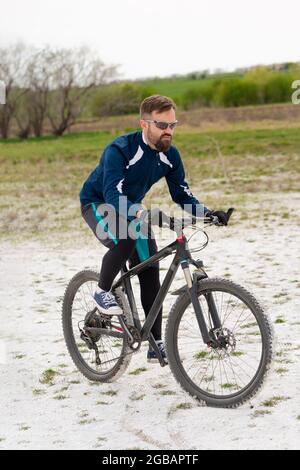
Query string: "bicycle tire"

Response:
xmin=165 ymin=277 xmax=274 ymax=408
xmin=62 ymin=270 xmax=132 ymax=382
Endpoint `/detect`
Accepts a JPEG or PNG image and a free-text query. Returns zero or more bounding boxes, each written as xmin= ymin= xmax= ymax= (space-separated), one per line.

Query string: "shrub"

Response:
xmin=214 ymin=79 xmax=259 ymax=107
xmin=91 ymin=83 xmax=158 ymax=117
xmin=264 ymin=74 xmax=295 ymax=104
xmin=180 ymin=82 xmax=215 ymax=109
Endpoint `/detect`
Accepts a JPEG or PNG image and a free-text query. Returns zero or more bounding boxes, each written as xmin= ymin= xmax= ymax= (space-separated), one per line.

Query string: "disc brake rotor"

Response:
xmin=212 ymin=327 xmax=236 ymax=352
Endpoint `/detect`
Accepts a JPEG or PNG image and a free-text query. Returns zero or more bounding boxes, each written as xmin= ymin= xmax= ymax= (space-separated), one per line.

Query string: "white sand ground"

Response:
xmin=0 ymin=195 xmax=300 ymax=450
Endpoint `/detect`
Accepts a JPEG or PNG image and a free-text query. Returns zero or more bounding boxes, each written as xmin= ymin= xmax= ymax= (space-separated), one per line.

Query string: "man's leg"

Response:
xmin=82 ymin=204 xmax=165 ymax=358
xmin=138 ymin=265 xmax=162 ymax=341
xmin=98 ymin=238 xmax=136 ymax=291
xmin=81 ymin=203 xmax=136 ymax=313
xmin=128 ymin=237 xmax=163 ymax=341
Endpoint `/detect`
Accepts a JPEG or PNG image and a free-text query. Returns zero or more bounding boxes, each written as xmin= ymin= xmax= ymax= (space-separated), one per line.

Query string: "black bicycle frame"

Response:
xmin=112 ymin=234 xmax=221 ymax=346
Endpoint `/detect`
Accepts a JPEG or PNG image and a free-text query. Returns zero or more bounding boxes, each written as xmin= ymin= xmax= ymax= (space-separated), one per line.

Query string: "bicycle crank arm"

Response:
xmin=118 ymin=315 xmax=134 ymax=344
xmin=148 ymin=334 xmax=168 ymax=367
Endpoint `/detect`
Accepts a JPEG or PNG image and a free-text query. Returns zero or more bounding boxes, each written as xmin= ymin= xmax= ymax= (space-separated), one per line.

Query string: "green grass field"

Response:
xmin=1 ymin=126 xmax=300 ymax=163
xmin=0 ymin=125 xmax=299 ymax=239
xmin=135 ymin=74 xmax=237 ymax=101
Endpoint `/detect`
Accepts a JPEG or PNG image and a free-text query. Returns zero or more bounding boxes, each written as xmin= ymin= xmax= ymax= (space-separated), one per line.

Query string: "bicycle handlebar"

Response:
xmin=141 ymin=208 xmax=234 ymax=235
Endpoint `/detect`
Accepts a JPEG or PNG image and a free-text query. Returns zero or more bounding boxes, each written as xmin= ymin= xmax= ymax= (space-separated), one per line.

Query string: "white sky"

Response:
xmin=1 ymin=0 xmax=299 ymax=79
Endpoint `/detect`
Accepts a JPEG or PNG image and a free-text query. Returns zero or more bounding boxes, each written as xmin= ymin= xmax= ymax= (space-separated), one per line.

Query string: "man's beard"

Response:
xmin=147 ymin=130 xmax=172 ymax=152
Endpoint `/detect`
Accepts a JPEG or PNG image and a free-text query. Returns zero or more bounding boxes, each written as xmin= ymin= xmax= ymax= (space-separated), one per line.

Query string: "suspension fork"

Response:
xmin=181 ymin=261 xmax=210 ymax=344
xmin=181 ymin=262 xmax=221 ymax=344
xmin=204 ymin=292 xmax=222 ymax=329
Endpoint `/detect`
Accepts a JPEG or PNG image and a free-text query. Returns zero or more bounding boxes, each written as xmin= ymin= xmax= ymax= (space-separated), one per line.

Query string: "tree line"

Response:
xmin=179 ymin=65 xmax=300 ymax=110
xmin=1 ymin=43 xmax=299 ymax=140
xmin=0 ymin=43 xmax=117 ymax=139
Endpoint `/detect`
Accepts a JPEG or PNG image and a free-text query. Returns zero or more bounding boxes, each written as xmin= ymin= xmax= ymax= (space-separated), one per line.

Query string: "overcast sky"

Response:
xmin=1 ymin=0 xmax=299 ymax=79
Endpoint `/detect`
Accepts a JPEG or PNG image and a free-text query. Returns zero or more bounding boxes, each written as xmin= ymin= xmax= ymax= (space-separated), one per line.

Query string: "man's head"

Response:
xmin=140 ymin=95 xmax=177 ymax=152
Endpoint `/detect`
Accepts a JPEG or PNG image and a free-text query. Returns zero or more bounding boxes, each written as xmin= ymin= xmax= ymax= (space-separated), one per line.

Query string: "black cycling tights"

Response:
xmin=99 ymin=238 xmax=162 ymax=341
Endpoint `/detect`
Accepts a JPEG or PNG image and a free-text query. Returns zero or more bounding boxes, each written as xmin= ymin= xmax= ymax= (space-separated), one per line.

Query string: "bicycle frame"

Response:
xmin=112 ymin=233 xmax=222 ymax=349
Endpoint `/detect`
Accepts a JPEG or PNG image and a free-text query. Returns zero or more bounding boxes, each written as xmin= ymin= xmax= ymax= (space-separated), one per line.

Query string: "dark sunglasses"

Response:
xmin=145 ymin=119 xmax=178 ymax=130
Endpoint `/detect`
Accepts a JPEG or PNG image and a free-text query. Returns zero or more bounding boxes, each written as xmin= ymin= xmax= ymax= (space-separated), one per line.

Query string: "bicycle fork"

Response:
xmin=181 ymin=261 xmax=222 ymax=346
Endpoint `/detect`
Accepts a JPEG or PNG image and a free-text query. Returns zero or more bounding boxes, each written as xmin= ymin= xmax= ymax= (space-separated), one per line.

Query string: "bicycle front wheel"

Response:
xmin=166 ymin=278 xmax=274 ymax=408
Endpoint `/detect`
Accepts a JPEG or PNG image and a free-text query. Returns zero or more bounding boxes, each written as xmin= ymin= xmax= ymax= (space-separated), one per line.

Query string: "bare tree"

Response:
xmin=15 ymin=93 xmax=31 ymax=139
xmin=47 ymin=47 xmax=118 ymax=136
xmin=11 ymin=45 xmax=50 ymax=139
xmin=1 ymin=44 xmax=118 ymax=138
xmin=26 ymin=48 xmax=53 ymax=137
xmin=0 ymin=43 xmax=30 ymax=139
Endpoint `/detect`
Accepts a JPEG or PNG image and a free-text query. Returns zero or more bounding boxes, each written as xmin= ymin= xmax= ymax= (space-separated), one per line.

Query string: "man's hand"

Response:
xmin=206 ymin=208 xmax=234 ymax=226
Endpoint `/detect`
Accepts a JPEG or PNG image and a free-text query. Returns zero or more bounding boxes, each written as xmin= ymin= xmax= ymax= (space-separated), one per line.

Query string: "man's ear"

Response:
xmin=140 ymin=119 xmax=147 ymax=131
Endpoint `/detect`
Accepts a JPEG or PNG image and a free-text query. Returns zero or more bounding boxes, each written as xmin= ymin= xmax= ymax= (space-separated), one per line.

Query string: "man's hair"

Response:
xmin=140 ymin=95 xmax=176 ymax=118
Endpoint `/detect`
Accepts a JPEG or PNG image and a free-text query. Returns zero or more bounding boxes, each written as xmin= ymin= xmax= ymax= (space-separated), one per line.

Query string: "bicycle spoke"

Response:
xmin=175 ymin=287 xmax=264 ymax=399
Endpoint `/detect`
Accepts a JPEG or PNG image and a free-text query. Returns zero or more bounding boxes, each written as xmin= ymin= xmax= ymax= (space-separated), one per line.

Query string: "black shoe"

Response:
xmin=147 ymin=340 xmax=168 ymax=364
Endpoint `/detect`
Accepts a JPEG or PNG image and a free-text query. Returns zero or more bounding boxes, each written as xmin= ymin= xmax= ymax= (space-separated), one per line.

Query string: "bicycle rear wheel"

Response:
xmin=62 ymin=270 xmax=132 ymax=382
xmin=166 ymin=278 xmax=274 ymax=408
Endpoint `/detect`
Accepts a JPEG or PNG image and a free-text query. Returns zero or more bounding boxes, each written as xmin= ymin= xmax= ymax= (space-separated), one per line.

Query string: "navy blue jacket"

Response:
xmin=80 ymin=131 xmax=208 ymax=220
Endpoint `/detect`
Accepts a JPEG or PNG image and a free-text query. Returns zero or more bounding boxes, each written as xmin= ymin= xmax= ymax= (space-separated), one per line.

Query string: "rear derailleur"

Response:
xmin=79 ymin=307 xmax=107 ymax=365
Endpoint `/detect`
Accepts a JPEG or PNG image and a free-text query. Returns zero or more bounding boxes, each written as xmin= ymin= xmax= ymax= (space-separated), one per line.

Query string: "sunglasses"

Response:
xmin=144 ymin=120 xmax=178 ymax=130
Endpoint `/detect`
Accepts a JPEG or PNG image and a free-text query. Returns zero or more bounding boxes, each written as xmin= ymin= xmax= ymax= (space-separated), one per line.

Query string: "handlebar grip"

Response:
xmin=206 ymin=207 xmax=234 ymax=226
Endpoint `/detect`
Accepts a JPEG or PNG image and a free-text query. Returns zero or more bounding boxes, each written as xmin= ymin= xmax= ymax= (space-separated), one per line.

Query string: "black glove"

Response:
xmin=206 ymin=208 xmax=234 ymax=226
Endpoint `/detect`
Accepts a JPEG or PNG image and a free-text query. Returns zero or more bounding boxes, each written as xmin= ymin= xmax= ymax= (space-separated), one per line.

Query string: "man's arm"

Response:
xmin=165 ymin=148 xmax=210 ymax=218
xmin=102 ymin=145 xmax=143 ymax=221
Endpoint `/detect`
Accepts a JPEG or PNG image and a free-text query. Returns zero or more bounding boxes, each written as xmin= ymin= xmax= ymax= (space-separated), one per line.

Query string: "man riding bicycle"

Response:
xmin=79 ymin=95 xmax=230 ymax=363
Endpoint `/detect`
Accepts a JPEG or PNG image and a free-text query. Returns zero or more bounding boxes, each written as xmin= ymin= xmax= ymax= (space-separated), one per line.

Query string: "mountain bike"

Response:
xmin=62 ymin=209 xmax=274 ymax=408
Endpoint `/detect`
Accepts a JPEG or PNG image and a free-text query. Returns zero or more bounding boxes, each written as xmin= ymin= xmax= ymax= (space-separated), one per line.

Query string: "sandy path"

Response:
xmin=0 ymin=208 xmax=300 ymax=450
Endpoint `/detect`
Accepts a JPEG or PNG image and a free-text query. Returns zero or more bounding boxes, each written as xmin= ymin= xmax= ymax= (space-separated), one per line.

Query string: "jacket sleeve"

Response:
xmin=165 ymin=148 xmax=209 ymax=217
xmin=102 ymin=145 xmax=143 ymax=221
